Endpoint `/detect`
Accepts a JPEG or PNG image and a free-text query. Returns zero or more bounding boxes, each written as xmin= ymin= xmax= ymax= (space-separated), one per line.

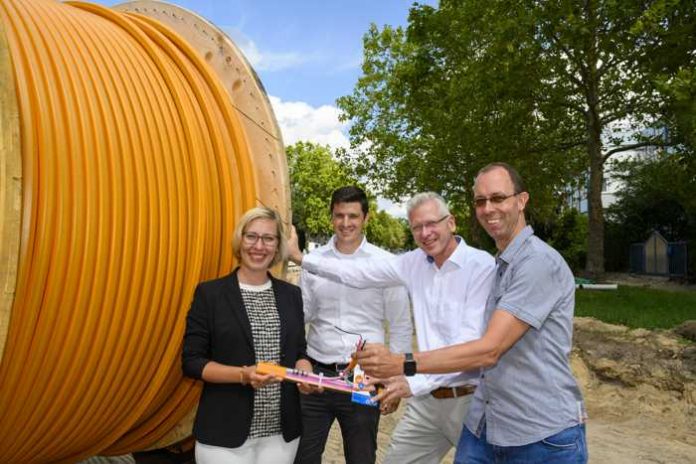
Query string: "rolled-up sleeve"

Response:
xmin=384 ymin=286 xmax=412 ymax=354
xmin=182 ymin=285 xmax=211 ymax=379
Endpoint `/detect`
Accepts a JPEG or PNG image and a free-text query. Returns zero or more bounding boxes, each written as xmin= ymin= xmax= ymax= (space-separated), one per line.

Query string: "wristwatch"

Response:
xmin=403 ymin=352 xmax=417 ymax=376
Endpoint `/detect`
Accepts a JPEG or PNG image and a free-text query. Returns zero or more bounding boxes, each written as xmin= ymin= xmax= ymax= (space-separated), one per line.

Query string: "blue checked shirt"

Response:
xmin=465 ymin=226 xmax=586 ymax=446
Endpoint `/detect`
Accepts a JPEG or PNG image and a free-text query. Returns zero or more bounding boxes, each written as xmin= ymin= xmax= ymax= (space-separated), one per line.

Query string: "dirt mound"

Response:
xmin=573 ymin=317 xmax=696 ymax=394
xmin=571 ymin=317 xmax=695 ymax=463
xmin=675 ymin=320 xmax=696 ymax=342
xmin=323 ymin=318 xmax=696 ymax=463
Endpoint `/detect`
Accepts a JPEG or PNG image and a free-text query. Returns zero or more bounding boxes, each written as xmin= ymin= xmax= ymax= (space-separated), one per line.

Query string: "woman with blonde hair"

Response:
xmin=183 ymin=207 xmax=313 ymax=464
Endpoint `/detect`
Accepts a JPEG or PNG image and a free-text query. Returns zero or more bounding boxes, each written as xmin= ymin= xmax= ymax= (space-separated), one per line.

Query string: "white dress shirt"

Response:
xmin=301 ymin=236 xmax=413 ymax=365
xmin=302 ymin=237 xmax=495 ymax=397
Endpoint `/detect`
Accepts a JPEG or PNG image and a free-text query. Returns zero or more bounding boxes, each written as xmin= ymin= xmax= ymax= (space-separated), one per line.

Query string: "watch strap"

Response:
xmin=403 ymin=352 xmax=417 ymax=376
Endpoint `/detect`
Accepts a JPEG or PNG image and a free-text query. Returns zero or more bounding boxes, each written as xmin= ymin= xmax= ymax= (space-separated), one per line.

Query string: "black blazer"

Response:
xmin=182 ymin=269 xmax=308 ymax=448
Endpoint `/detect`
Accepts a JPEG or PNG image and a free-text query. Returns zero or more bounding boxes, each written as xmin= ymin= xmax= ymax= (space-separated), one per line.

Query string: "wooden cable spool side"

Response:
xmin=0 ymin=7 xmax=21 ymax=367
xmin=0 ymin=0 xmax=289 ymax=461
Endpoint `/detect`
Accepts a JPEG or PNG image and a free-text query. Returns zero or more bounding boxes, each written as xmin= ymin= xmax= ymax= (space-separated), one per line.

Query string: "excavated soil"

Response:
xmin=323 ymin=317 xmax=696 ymax=463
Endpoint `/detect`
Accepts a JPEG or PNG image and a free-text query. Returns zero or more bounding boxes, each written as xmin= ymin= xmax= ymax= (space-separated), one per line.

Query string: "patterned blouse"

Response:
xmin=240 ymin=281 xmax=282 ymax=438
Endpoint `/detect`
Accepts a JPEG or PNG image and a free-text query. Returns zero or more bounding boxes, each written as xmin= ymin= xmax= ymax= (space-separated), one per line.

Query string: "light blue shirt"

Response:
xmin=465 ymin=226 xmax=586 ymax=446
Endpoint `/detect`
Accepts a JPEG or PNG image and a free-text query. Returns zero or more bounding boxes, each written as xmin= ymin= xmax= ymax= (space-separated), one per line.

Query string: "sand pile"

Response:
xmin=324 ymin=317 xmax=696 ymax=463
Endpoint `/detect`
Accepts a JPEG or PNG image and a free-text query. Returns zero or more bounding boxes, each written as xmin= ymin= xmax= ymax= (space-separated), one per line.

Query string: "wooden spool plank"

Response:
xmin=0 ymin=8 xmax=23 ymax=363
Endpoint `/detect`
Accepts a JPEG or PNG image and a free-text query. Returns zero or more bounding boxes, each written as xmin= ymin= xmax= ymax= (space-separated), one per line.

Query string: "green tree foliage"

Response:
xmin=286 ymin=141 xmax=407 ymax=250
xmin=605 ymin=153 xmax=696 ymax=278
xmin=337 ymin=0 xmax=695 ymax=277
xmin=287 ymin=141 xmax=353 ymax=239
xmin=535 ymin=208 xmax=589 ymax=273
xmin=636 ymin=1 xmax=696 ymax=152
xmin=366 ymin=210 xmax=407 ymax=251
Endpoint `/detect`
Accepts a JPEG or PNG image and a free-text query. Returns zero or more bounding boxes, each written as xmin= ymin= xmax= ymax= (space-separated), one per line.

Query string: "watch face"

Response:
xmin=403 ymin=353 xmax=417 ymax=376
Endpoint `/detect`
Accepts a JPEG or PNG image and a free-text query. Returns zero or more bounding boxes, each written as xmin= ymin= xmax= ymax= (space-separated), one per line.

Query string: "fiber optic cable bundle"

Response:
xmin=0 ymin=0 xmax=289 ymax=462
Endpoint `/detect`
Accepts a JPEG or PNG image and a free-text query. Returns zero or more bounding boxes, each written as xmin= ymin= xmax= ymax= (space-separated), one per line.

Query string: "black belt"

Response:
xmin=308 ymin=356 xmax=349 ymax=373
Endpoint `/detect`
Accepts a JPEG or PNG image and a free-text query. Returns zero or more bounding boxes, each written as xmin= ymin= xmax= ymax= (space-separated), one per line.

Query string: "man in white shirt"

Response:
xmin=294 ymin=186 xmax=412 ymax=464
xmin=288 ymin=192 xmax=495 ymax=464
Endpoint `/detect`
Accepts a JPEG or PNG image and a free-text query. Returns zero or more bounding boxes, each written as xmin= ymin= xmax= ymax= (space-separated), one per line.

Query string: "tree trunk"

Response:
xmin=583 ymin=0 xmax=605 ymax=279
xmin=585 ymin=139 xmax=605 ymax=278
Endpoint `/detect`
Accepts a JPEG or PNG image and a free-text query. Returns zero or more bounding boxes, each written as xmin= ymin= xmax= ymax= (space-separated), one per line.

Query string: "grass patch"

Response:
xmin=575 ymin=286 xmax=696 ymax=329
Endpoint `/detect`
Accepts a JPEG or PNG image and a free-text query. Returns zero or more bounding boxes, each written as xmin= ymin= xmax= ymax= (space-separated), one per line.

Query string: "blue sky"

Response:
xmin=95 ymin=0 xmax=427 ymax=214
xmin=93 ymin=1 xmax=423 ymax=118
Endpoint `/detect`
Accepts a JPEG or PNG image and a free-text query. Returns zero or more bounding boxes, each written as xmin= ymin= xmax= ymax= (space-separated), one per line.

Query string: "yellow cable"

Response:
xmin=0 ymin=0 xmax=259 ymax=461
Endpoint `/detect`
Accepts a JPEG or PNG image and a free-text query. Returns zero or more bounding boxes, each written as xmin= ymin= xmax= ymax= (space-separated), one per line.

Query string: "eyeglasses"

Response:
xmin=410 ymin=214 xmax=449 ymax=235
xmin=473 ymin=193 xmax=518 ymax=208
xmin=242 ymin=232 xmax=279 ymax=246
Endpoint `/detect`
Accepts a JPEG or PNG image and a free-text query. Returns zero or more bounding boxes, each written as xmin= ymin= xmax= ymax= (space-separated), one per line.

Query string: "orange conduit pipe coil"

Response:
xmin=0 ymin=0 xmax=290 ymax=462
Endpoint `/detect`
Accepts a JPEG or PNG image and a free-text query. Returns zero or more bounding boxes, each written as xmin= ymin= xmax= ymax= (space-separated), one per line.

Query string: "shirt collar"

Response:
xmin=498 ymin=225 xmax=534 ymax=264
xmin=425 ymin=236 xmax=467 ymax=267
xmin=326 ymin=234 xmax=368 ymax=257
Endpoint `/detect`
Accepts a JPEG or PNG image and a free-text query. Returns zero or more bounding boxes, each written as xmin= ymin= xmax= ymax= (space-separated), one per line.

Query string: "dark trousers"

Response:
xmin=294 ymin=370 xmax=380 ymax=464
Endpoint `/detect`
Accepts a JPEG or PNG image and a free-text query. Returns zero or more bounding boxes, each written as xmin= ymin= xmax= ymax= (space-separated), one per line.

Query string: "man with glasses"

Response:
xmin=355 ymin=163 xmax=588 ymax=463
xmin=288 ymin=191 xmax=495 ymax=464
xmin=294 ymin=186 xmax=412 ymax=464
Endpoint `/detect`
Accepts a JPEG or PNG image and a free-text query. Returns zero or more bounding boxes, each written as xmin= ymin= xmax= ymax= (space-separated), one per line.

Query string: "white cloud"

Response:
xmin=269 ymin=97 xmax=405 ymax=218
xmin=269 ymin=96 xmax=350 ymax=149
xmin=378 ymin=198 xmax=407 ymax=219
xmin=222 ymin=27 xmax=308 ymax=72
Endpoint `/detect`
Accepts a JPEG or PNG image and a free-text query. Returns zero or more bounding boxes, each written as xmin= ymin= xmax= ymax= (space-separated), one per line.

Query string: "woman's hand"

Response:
xmin=295 ymin=359 xmax=322 ymax=394
xmin=243 ymin=365 xmax=281 ymax=389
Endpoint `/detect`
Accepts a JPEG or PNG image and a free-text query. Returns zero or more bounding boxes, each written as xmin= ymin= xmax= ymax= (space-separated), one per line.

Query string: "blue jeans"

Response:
xmin=454 ymin=423 xmax=587 ymax=464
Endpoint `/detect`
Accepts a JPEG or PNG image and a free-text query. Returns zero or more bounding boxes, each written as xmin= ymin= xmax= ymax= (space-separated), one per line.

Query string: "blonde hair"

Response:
xmin=232 ymin=207 xmax=287 ymax=267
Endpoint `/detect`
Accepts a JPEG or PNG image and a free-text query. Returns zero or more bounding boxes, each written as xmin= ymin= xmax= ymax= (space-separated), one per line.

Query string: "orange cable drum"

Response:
xmin=0 ymin=0 xmax=290 ymax=462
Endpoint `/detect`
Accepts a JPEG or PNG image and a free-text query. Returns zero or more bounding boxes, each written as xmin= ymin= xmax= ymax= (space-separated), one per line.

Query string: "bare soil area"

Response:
xmin=571 ymin=317 xmax=695 ymax=464
xmin=323 ymin=317 xmax=696 ymax=463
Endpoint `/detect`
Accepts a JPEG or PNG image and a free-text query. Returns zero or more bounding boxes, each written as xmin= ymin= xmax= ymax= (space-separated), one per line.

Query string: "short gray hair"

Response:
xmin=406 ymin=192 xmax=450 ymax=221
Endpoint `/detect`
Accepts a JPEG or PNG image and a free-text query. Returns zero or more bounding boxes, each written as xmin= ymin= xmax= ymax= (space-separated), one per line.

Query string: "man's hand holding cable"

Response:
xmin=354 ymin=343 xmax=405 ymax=378
xmin=371 ymin=375 xmax=412 ymax=405
xmin=287 ymin=226 xmax=304 ymax=264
